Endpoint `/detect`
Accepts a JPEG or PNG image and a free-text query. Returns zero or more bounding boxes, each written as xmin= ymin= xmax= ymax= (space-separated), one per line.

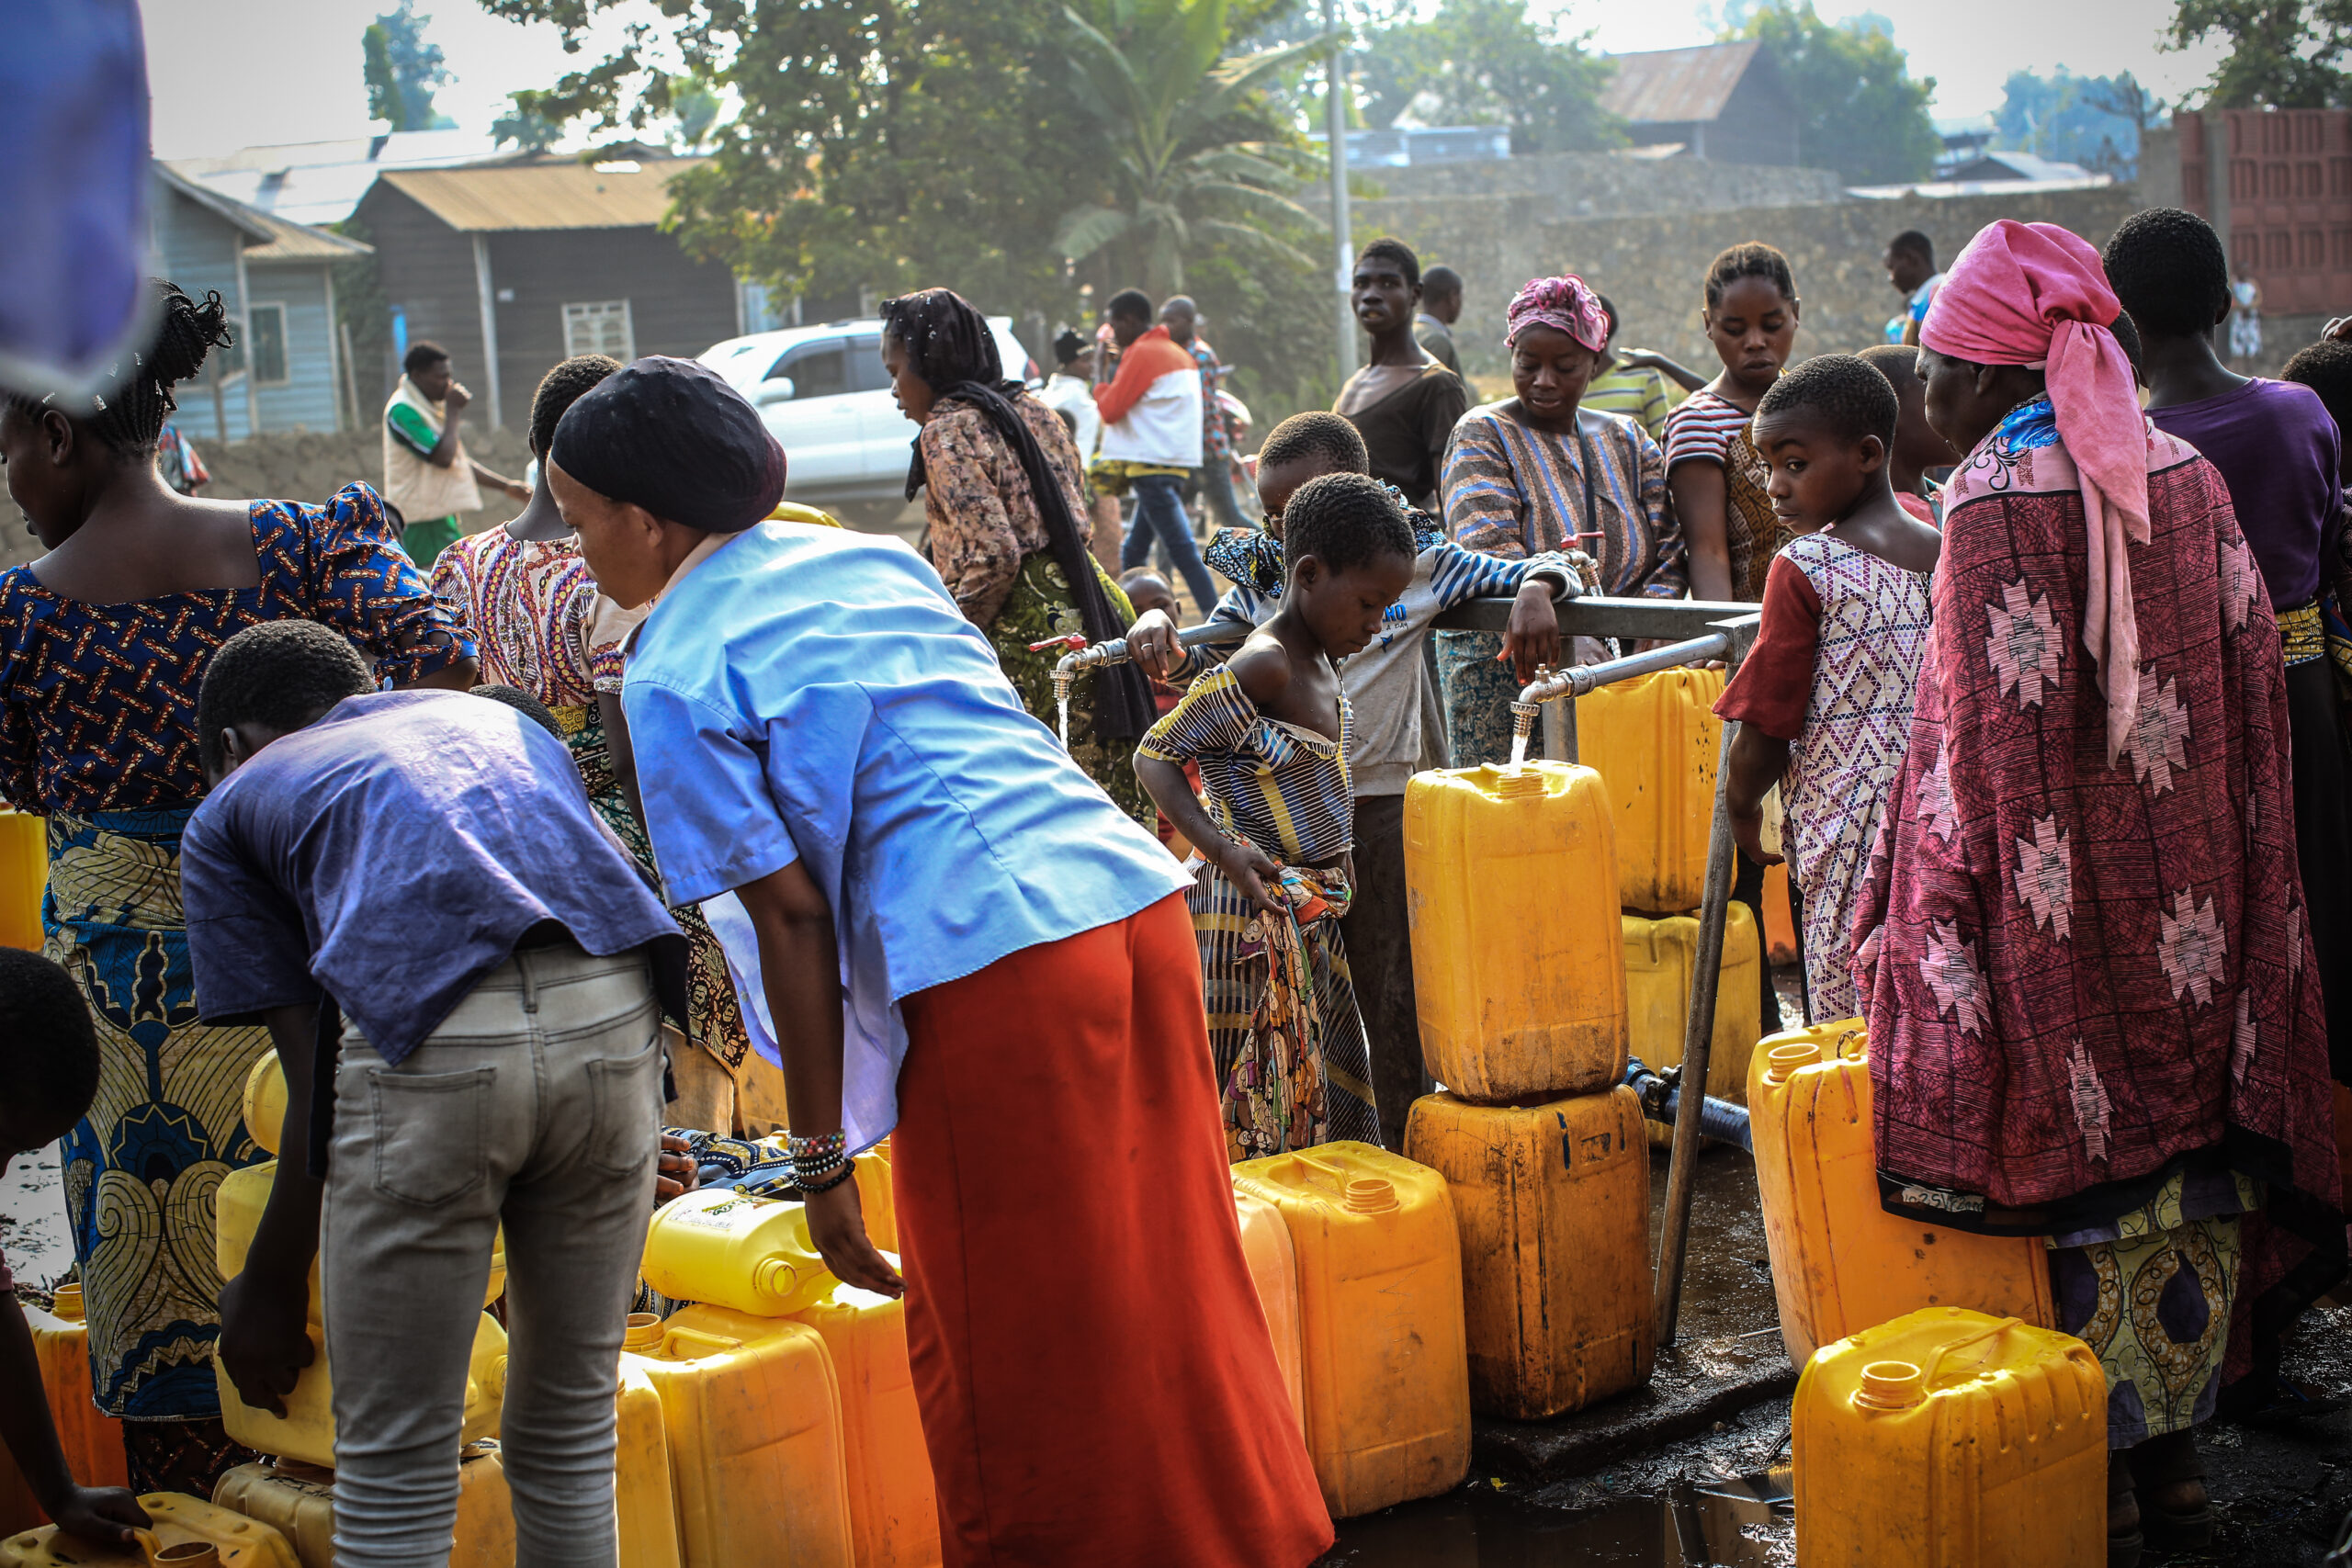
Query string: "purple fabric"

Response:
xmin=181 ymin=690 xmax=682 ymax=1065
xmin=2150 ymin=378 xmax=2344 ymax=610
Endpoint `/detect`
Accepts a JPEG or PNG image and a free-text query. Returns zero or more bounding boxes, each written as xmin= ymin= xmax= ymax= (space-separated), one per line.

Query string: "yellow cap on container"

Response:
xmin=1854 ymin=1359 xmax=1927 ymax=1411
xmin=1763 ymin=1042 xmax=1822 ymax=1085
xmin=49 ymin=1282 xmax=83 ymax=1322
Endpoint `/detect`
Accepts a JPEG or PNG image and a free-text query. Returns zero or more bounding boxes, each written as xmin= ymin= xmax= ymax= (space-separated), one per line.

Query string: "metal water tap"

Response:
xmin=1032 ymin=634 xmax=1091 ymax=716
xmin=1511 ymin=663 xmax=1574 ymax=754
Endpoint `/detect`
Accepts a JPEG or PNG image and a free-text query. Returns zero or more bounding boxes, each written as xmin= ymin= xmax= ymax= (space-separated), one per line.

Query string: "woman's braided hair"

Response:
xmin=28 ymin=282 xmax=235 ymax=455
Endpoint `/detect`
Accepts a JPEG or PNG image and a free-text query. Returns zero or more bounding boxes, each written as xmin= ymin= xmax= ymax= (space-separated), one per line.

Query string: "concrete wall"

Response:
xmin=1363 ymin=182 xmax=2142 ymax=378
xmin=1358 ymin=152 xmax=1843 ymax=214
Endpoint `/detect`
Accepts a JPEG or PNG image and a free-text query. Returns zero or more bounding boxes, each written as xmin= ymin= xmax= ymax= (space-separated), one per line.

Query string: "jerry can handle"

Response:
xmin=660 ymin=1326 xmax=746 ymax=1359
xmin=1917 ymin=1315 xmax=2024 ymax=1387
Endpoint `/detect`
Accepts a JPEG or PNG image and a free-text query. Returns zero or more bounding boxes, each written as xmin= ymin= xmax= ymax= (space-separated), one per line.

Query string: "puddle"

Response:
xmin=1320 ymin=1473 xmax=1793 ymax=1566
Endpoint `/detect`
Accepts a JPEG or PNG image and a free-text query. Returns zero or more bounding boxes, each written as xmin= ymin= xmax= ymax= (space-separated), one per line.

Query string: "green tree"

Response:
xmin=492 ymin=91 xmax=564 ymax=151
xmin=1050 ymin=0 xmax=1332 ymax=299
xmin=1356 ymin=0 xmax=1623 ymax=154
xmin=670 ymin=75 xmax=721 ymax=151
xmin=363 ymin=2 xmax=457 ymax=131
xmin=2165 ymin=0 xmax=2352 ymax=107
xmin=1733 ymin=3 xmax=1937 ymax=184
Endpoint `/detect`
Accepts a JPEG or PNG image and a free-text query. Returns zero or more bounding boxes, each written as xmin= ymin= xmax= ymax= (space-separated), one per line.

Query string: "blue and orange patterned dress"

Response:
xmin=1136 ymin=665 xmax=1379 ymax=1160
xmin=0 ymin=482 xmax=471 ymax=1449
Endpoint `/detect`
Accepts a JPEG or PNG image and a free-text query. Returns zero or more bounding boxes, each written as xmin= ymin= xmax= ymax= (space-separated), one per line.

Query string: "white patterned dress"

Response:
xmin=1722 ymin=532 xmax=1932 ymax=1021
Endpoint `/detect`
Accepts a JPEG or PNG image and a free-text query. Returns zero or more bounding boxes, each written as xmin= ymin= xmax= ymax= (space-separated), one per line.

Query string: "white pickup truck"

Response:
xmin=699 ymin=316 xmax=1036 ymax=527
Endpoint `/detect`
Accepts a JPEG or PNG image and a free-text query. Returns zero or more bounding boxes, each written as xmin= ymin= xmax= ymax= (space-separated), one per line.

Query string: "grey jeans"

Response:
xmin=322 ymin=942 xmax=664 ymax=1568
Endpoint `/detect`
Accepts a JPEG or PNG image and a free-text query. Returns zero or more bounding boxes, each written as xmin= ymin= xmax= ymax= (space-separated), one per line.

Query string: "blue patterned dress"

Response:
xmin=0 ymin=482 xmax=471 ymax=1434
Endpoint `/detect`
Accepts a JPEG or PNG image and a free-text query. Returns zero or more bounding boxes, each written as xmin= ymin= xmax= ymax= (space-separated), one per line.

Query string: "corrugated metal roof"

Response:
xmin=1600 ymin=40 xmax=1763 ymax=127
xmin=245 ymin=209 xmax=373 ymax=262
xmin=375 ymin=158 xmax=707 ymax=231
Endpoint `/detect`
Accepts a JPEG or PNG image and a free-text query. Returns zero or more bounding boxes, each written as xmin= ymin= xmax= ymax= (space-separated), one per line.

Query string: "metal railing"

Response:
xmin=1059 ymin=593 xmax=1764 ymax=1348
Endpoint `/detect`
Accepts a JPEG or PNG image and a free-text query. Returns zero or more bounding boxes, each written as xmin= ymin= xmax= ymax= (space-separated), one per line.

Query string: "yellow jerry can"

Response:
xmin=210 ymin=1446 xmax=512 ymax=1568
xmin=786 ymin=1275 xmax=941 ymax=1568
xmin=214 ymin=1161 xmax=504 ymax=1325
xmin=1623 ymin=903 xmax=1762 ymax=1145
xmin=1404 ymin=1089 xmax=1654 ymax=1419
xmin=240 ymin=1055 xmax=288 ymax=1158
xmin=1794 ymin=1308 xmax=2106 ymax=1567
xmin=1232 ymin=1190 xmax=1306 ymax=1435
xmin=1762 ymin=860 xmax=1799 ymax=964
xmin=213 ymin=1312 xmax=506 ymax=1471
xmin=1747 ymin=1024 xmax=2055 ymax=1367
xmin=0 ymin=809 xmax=46 ymax=952
xmin=3 ymin=1493 xmax=298 ymax=1568
xmin=744 ymin=1140 xmax=898 ymax=1255
xmin=640 ymin=1189 xmax=838 ymax=1318
xmin=615 ymin=1322 xmax=685 ymax=1568
xmin=1404 ymin=762 xmax=1625 ymax=1104
xmin=1574 ymin=667 xmax=1724 ymax=915
xmin=628 ymin=1303 xmax=854 ymax=1568
xmin=1231 ymin=1143 xmax=1469 ymax=1518
xmin=0 ymin=1284 xmax=129 ymax=1536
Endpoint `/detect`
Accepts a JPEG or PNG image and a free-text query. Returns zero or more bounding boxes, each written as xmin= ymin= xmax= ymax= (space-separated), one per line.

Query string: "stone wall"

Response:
xmin=1361 ymin=183 xmax=2143 ymax=378
xmin=0 ymin=425 xmax=536 ymax=571
xmin=1360 ymin=151 xmax=1845 ymax=213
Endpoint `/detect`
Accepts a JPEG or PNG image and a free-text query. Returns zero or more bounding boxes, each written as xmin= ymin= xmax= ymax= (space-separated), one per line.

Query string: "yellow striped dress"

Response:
xmin=1136 ymin=665 xmax=1380 ymax=1160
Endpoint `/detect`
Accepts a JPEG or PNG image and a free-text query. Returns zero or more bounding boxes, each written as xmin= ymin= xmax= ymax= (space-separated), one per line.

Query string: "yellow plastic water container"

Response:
xmin=1232 ymin=1190 xmax=1306 ymax=1435
xmin=3 ymin=1493 xmax=299 ymax=1568
xmin=786 ymin=1278 xmax=941 ymax=1568
xmin=1574 ymin=667 xmax=1724 ymax=915
xmin=639 ymin=1188 xmax=839 ymax=1317
xmin=0 ymin=809 xmax=46 ymax=952
xmin=627 ymin=1303 xmax=854 ymax=1568
xmin=215 ymin=1309 xmax=506 ymax=1471
xmin=241 ymin=1055 xmax=288 ymax=1157
xmin=211 ymin=1447 xmax=513 ymax=1568
xmin=1794 ymin=1308 xmax=2106 ymax=1567
xmin=214 ymin=1161 xmax=504 ymax=1325
xmin=1623 ymin=903 xmax=1761 ymax=1145
xmin=1230 ymin=1143 xmax=1469 ymax=1517
xmin=1404 ymin=1089 xmax=1654 ymax=1419
xmin=0 ymin=1284 xmax=129 ymax=1536
xmin=1404 ymin=762 xmax=1626 ymax=1103
xmin=615 ymin=1321 xmax=685 ymax=1568
xmin=1748 ymin=1023 xmax=2056 ymax=1367
xmin=743 ymin=1140 xmax=898 ymax=1255
xmin=1762 ymin=860 xmax=1798 ymax=964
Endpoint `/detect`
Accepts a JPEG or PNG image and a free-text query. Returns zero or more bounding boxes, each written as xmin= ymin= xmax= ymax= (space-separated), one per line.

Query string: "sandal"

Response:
xmin=2109 ymin=1450 xmax=2143 ymax=1568
xmin=2127 ymin=1429 xmax=2215 ymax=1550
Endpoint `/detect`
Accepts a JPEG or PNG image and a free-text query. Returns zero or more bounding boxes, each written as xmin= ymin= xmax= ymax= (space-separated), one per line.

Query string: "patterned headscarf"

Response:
xmin=1505 ymin=276 xmax=1610 ymax=353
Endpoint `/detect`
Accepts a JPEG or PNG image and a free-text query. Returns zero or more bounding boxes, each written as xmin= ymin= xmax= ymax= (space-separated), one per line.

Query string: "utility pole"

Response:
xmin=1325 ymin=0 xmax=1356 ymax=380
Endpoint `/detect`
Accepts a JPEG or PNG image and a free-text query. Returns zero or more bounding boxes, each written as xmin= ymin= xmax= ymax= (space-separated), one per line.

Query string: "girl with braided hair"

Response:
xmin=0 ymin=280 xmax=475 ymax=1495
xmin=878 ymin=287 xmax=1157 ymax=825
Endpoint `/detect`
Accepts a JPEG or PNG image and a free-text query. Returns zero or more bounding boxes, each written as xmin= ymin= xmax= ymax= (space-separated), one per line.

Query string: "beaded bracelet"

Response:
xmin=797 ymin=1159 xmax=857 ymax=1196
xmin=784 ymin=1129 xmax=847 ymax=1162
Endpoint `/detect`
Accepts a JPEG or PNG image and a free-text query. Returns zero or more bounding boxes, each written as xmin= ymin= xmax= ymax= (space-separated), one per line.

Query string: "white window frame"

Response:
xmin=246 ymin=301 xmax=291 ymax=387
xmin=562 ymin=299 xmax=636 ymax=362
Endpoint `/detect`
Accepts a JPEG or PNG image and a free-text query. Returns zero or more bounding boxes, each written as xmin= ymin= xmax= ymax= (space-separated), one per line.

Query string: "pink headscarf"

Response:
xmin=1920 ymin=219 xmax=2150 ymax=762
xmin=1505 ymin=275 xmax=1610 ymax=353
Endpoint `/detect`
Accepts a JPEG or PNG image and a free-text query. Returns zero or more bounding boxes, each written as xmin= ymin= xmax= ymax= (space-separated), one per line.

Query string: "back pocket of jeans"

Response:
xmin=582 ymin=1028 xmax=663 ymax=1179
xmin=367 ymin=1066 xmax=495 ymax=1207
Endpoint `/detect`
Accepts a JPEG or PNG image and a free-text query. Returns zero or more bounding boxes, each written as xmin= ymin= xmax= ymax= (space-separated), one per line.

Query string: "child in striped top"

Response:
xmin=1135 ymin=473 xmax=1417 ymax=1161
xmin=1663 ymin=243 xmax=1803 ymax=602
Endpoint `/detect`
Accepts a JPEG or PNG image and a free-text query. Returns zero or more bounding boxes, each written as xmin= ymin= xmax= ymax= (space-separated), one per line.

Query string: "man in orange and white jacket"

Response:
xmin=1093 ymin=288 xmax=1216 ymax=613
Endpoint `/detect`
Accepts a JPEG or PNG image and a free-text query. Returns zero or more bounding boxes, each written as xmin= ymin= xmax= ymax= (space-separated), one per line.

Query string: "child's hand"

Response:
xmin=1214 ymin=840 xmax=1283 ymax=917
xmin=1125 ymin=610 xmax=1182 ymax=680
xmin=655 ymin=1134 xmax=698 ymax=1203
xmin=1728 ymin=801 xmax=1781 ymax=867
xmin=1501 ymin=581 xmax=1562 ymax=683
xmin=216 ymin=1268 xmax=316 ymax=1418
xmin=804 ymin=1179 xmax=904 ymax=1299
xmin=48 ymin=1485 xmax=147 ymax=1547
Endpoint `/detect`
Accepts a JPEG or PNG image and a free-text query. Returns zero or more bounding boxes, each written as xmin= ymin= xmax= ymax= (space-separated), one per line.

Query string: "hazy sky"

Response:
xmin=143 ymin=0 xmax=2225 ymax=162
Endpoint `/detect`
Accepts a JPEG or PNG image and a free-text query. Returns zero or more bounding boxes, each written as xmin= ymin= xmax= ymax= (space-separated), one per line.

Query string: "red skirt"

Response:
xmin=896 ymin=892 xmax=1333 ymax=1568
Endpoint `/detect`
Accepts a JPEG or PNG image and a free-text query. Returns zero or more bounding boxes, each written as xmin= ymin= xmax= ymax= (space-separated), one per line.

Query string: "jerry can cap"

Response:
xmin=48 ymin=1282 xmax=83 ymax=1321
xmin=622 ymin=1312 xmax=663 ymax=1351
xmin=1343 ymin=1177 xmax=1399 ymax=1214
xmin=1854 ymin=1359 xmax=1926 ymax=1411
xmin=1762 ymin=1042 xmax=1822 ymax=1084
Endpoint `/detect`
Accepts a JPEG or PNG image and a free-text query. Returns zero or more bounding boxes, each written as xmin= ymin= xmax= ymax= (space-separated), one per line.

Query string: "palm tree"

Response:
xmin=1052 ymin=0 xmax=1335 ymax=299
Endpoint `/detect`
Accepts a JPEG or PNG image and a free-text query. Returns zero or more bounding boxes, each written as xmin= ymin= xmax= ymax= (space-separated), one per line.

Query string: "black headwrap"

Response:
xmin=881 ymin=288 xmax=1156 ymax=740
xmin=548 ymin=355 xmax=786 ymax=533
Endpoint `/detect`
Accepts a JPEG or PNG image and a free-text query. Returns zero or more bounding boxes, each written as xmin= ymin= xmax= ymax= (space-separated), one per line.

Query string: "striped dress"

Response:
xmin=1137 ymin=666 xmax=1380 ymax=1159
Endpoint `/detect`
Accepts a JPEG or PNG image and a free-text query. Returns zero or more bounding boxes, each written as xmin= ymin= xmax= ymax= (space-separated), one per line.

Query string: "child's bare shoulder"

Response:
xmin=1831 ymin=495 xmax=1941 ymax=574
xmin=1227 ymin=637 xmax=1294 ymax=708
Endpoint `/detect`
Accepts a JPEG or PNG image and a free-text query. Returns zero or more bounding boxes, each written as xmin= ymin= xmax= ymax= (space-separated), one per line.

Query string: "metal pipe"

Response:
xmin=1655 ymin=713 xmax=1741 ymax=1348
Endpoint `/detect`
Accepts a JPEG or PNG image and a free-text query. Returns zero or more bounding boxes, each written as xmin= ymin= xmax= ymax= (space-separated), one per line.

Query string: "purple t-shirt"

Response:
xmin=2149 ymin=378 xmax=2344 ymax=608
xmin=182 ymin=689 xmax=683 ymax=1066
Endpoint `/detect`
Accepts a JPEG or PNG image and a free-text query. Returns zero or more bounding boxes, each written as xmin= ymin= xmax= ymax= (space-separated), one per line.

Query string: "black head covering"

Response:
xmin=548 ymin=355 xmax=786 ymax=532
xmin=880 ymin=288 xmax=1155 ymax=740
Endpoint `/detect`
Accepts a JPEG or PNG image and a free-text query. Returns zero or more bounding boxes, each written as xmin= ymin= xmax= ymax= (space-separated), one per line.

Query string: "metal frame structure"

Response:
xmin=1057 ymin=593 xmax=1762 ymax=1348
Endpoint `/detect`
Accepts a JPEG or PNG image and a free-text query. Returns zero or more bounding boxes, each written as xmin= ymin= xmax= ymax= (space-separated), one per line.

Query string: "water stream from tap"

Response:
xmin=1058 ymin=693 xmax=1071 ymax=749
xmin=1508 ymin=728 xmax=1530 ymax=772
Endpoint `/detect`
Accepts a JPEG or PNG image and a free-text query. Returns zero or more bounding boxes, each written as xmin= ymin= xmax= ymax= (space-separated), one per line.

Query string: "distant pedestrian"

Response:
xmin=1093 ymin=288 xmax=1219 ymax=613
xmin=1855 ymin=343 xmax=1960 ymax=521
xmin=882 ymin=288 xmax=1158 ymax=825
xmin=1580 ymin=292 xmax=1703 ymax=441
xmin=1038 ymin=328 xmax=1118 ymax=568
xmin=1881 ymin=229 xmax=1941 ymax=346
xmin=1718 ymin=355 xmax=1939 ymax=1025
xmin=2231 ymin=270 xmax=2263 ymax=360
xmin=1665 ymin=243 xmax=1801 ymax=604
xmin=155 ymin=421 xmax=209 ymax=494
xmin=382 ymin=341 xmax=527 ymax=568
xmin=1417 ymin=264 xmax=1464 ymax=374
xmin=1336 ymin=238 xmax=1470 ymax=509
xmin=1159 ymin=294 xmax=1248 ymax=532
